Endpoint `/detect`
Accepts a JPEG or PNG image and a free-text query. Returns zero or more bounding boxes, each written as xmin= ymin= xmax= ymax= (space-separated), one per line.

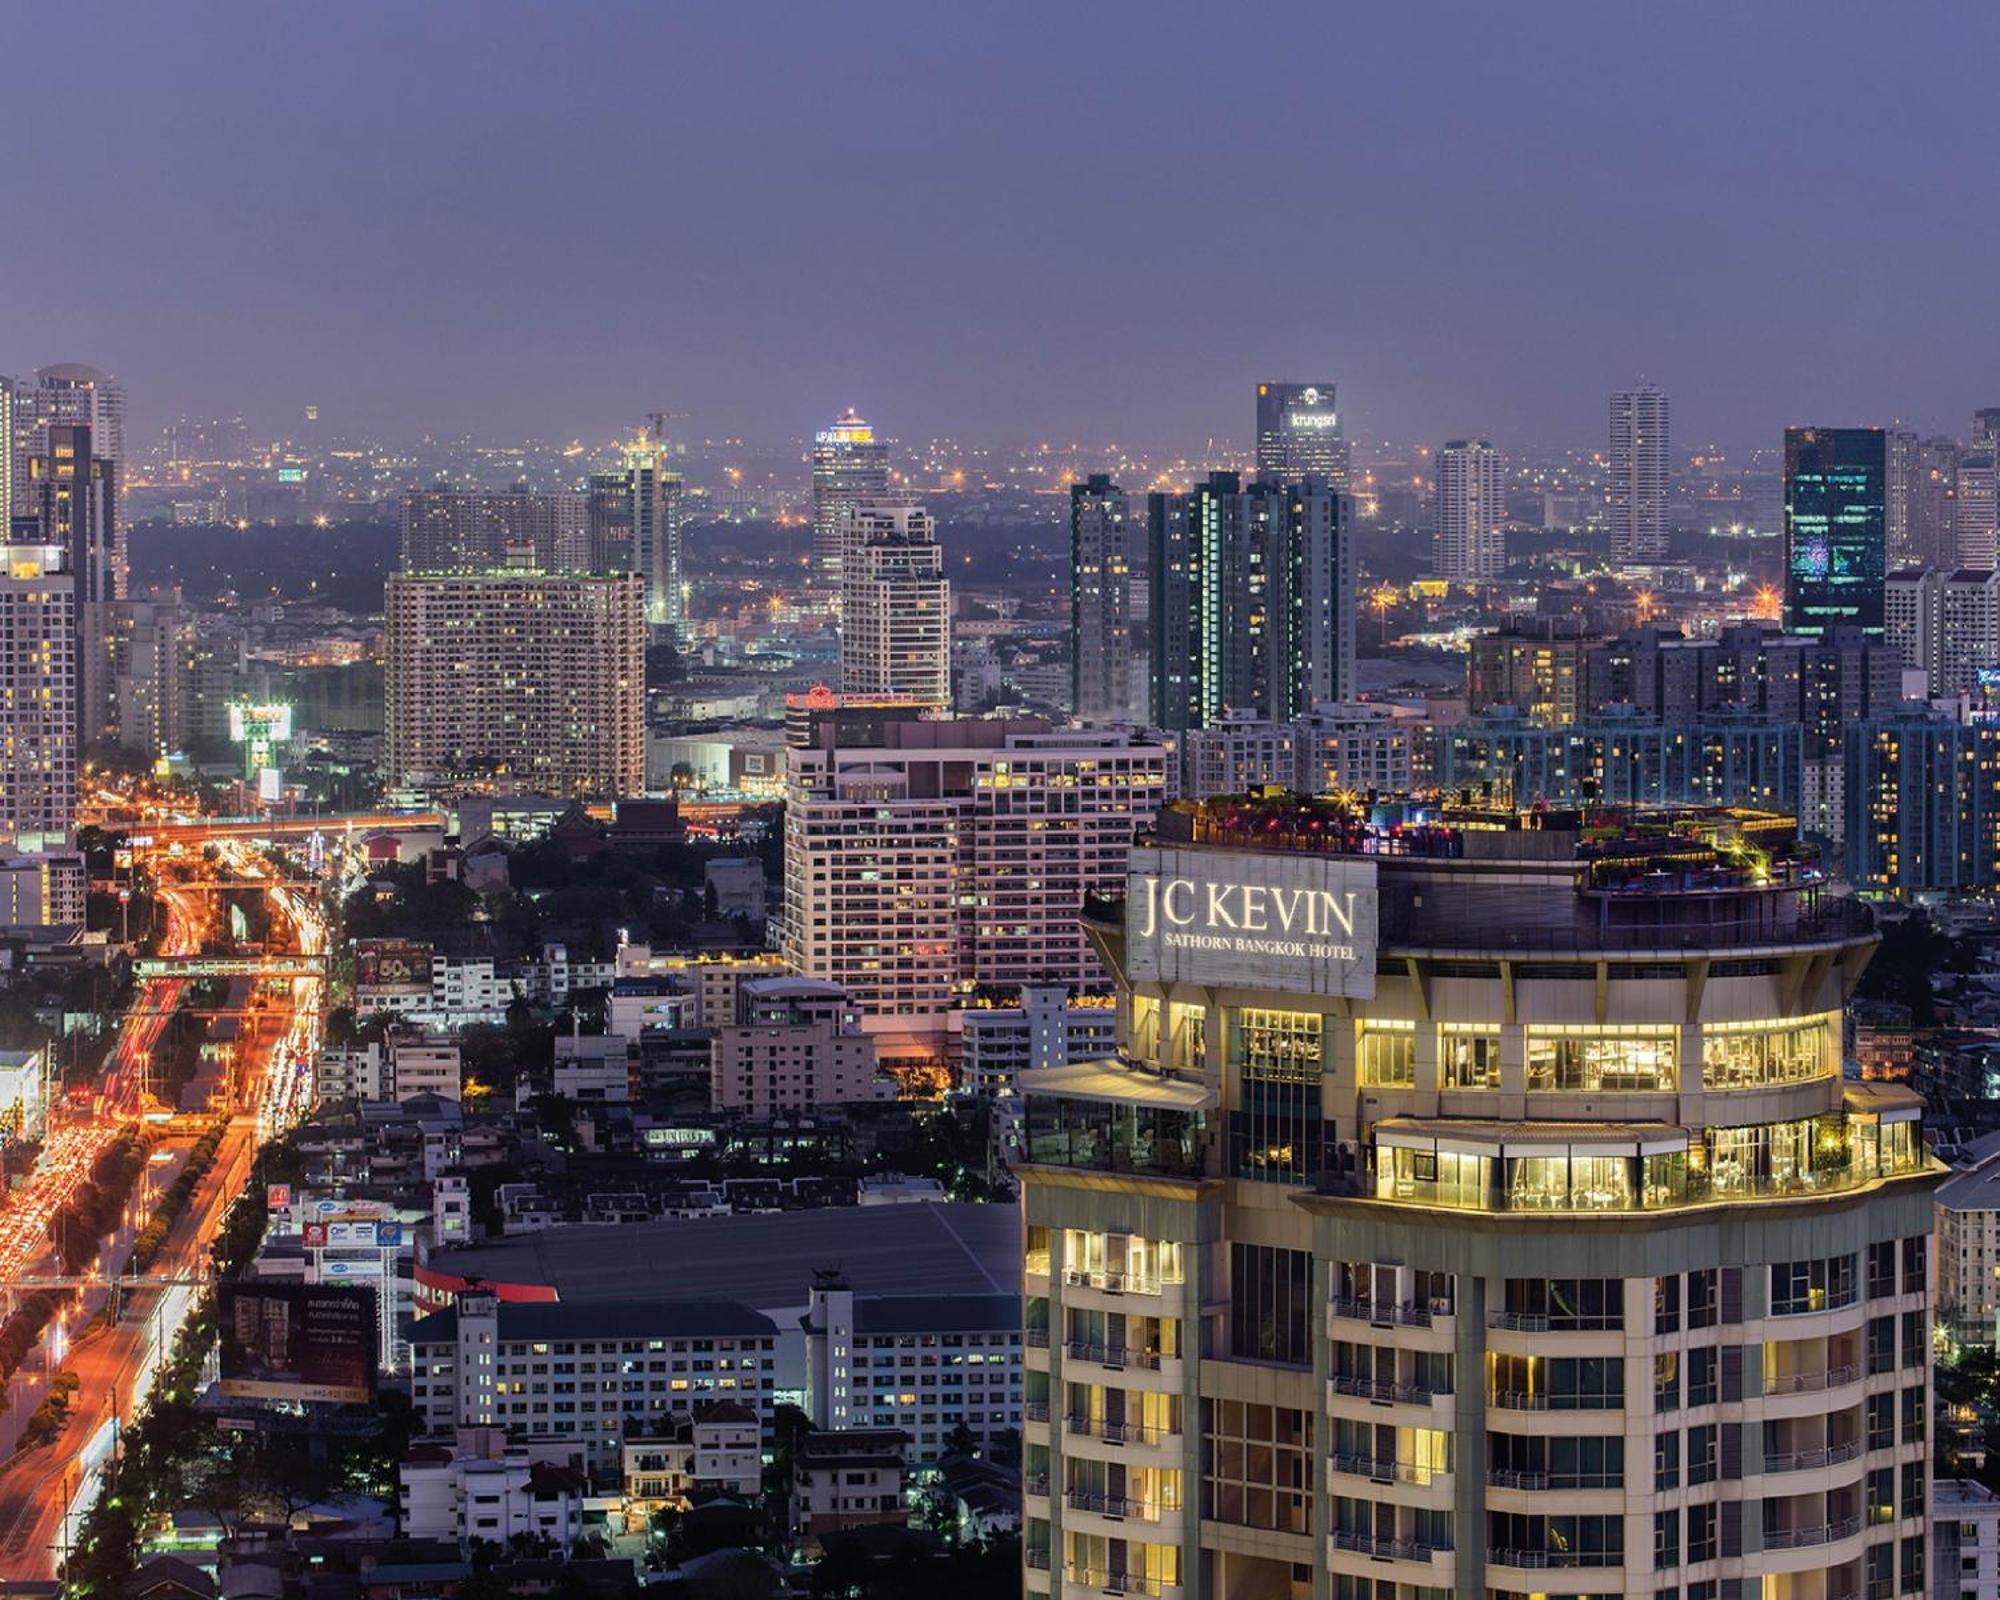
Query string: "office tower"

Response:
xmin=1956 ymin=452 xmax=1998 ymax=567
xmin=1431 ymin=438 xmax=1507 ymax=581
xmin=1148 ymin=473 xmax=1353 ymax=736
xmin=29 ymin=424 xmax=121 ymax=745
xmin=1071 ymin=475 xmax=1144 ymax=721
xmin=1020 ymin=794 xmax=1937 ymax=1600
xmin=1883 ymin=433 xmax=1961 ymax=569
xmin=1974 ymin=409 xmax=2000 ymax=453
xmin=810 ymin=411 xmax=890 ymax=585
xmin=1846 ymin=708 xmax=2000 ymax=896
xmin=586 ymin=427 xmax=685 ymax=639
xmin=0 ymin=543 xmax=77 ymax=847
xmin=839 ymin=497 xmax=950 ymax=707
xmin=1255 ymin=383 xmax=1349 ymax=491
xmin=1784 ymin=427 xmax=1886 ymax=638
xmin=0 ymin=380 xmax=12 ymax=526
xmin=400 ymin=484 xmax=590 ymax=574
xmin=1608 ymin=383 xmax=1670 ymax=564
xmin=780 ymin=709 xmax=1166 ymax=1040
xmin=384 ymin=571 xmax=645 ymax=797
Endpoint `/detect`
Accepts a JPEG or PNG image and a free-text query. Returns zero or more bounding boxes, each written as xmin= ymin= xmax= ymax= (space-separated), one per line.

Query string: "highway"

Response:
xmin=0 ymin=833 xmax=328 ymax=1581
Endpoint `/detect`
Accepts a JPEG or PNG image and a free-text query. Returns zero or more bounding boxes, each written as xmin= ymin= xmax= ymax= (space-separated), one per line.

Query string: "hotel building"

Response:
xmin=1019 ymin=795 xmax=1939 ymax=1600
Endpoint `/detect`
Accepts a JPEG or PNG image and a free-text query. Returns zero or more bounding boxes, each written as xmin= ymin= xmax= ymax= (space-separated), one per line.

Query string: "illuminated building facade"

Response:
xmin=1148 ymin=474 xmax=1353 ymax=737
xmin=1609 ymin=383 xmax=1670 ymax=565
xmin=1255 ymin=384 xmax=1350 ymax=493
xmin=384 ymin=570 xmax=646 ymax=797
xmin=1020 ymin=796 xmax=1938 ymax=1600
xmin=0 ymin=543 xmax=76 ymax=845
xmin=1842 ymin=708 xmax=2000 ymax=899
xmin=839 ymin=496 xmax=950 ymax=707
xmin=401 ymin=484 xmax=590 ymax=574
xmin=588 ymin=430 xmax=686 ymax=639
xmin=27 ymin=422 xmax=120 ymax=745
xmin=1785 ymin=428 xmax=1886 ymax=640
xmin=811 ymin=411 xmax=890 ymax=585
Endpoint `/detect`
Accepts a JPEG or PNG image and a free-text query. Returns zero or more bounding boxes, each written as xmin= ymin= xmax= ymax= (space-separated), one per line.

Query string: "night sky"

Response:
xmin=8 ymin=1 xmax=1998 ymax=455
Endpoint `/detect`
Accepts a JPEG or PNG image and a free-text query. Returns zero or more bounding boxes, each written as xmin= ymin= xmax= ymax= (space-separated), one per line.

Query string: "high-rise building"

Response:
xmin=1956 ymin=452 xmax=1998 ymax=568
xmin=28 ymin=424 xmax=121 ymax=745
xmin=810 ymin=412 xmax=890 ymax=585
xmin=1019 ymin=794 xmax=1938 ymax=1600
xmin=1973 ymin=409 xmax=2000 ymax=454
xmin=1885 ymin=432 xmax=1960 ymax=569
xmin=1608 ymin=383 xmax=1670 ymax=564
xmin=0 ymin=542 xmax=77 ymax=848
xmin=1784 ymin=427 xmax=1886 ymax=639
xmin=586 ymin=429 xmax=686 ymax=639
xmin=1148 ymin=473 xmax=1353 ymax=736
xmin=1431 ymin=438 xmax=1507 ymax=581
xmin=1179 ymin=703 xmax=1419 ymax=800
xmin=114 ymin=589 xmax=197 ymax=758
xmin=0 ymin=379 xmax=13 ymax=528
xmin=1255 ymin=383 xmax=1349 ymax=491
xmin=401 ymin=484 xmax=590 ymax=574
xmin=839 ymin=497 xmax=950 ymax=707
xmin=780 ymin=708 xmax=1167 ymax=1039
xmin=1846 ymin=708 xmax=2000 ymax=896
xmin=1888 ymin=565 xmax=2000 ymax=697
xmin=384 ymin=570 xmax=645 ymax=797
xmin=1070 ymin=475 xmax=1144 ymax=721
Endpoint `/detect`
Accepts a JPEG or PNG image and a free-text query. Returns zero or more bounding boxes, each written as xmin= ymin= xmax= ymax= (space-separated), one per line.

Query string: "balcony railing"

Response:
xmin=1485 ymin=1467 xmax=1623 ymax=1491
xmin=1770 ymin=1362 xmax=1861 ymax=1393
xmin=1489 ymin=1548 xmax=1622 ymax=1570
xmin=1329 ymin=1452 xmax=1443 ymax=1486
xmin=1764 ymin=1517 xmax=1862 ymax=1550
xmin=1763 ymin=1440 xmax=1865 ymax=1473
xmin=1063 ymin=1268 xmax=1167 ymax=1296
xmin=1065 ymin=1414 xmax=1170 ymax=1445
xmin=1066 ymin=1489 xmax=1165 ymax=1521
xmin=1025 ymin=1399 xmax=1050 ymax=1423
xmin=1486 ymin=1310 xmax=1622 ymax=1333
xmin=1025 ymin=1472 xmax=1049 ymax=1496
xmin=1329 ymin=1374 xmax=1437 ymax=1405
xmin=1067 ymin=1339 xmax=1165 ymax=1370
xmin=1066 ymin=1569 xmax=1173 ymax=1597
xmin=1330 ymin=1530 xmax=1446 ymax=1562
xmin=1025 ymin=1548 xmax=1051 ymax=1571
xmin=1026 ymin=1328 xmax=1050 ymax=1349
xmin=1331 ymin=1295 xmax=1437 ymax=1328
xmin=1488 ymin=1390 xmax=1620 ymax=1412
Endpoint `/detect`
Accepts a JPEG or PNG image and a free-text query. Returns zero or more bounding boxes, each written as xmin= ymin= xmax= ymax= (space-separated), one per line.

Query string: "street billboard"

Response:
xmin=354 ymin=939 xmax=433 ymax=991
xmin=217 ymin=1282 xmax=378 ymax=1405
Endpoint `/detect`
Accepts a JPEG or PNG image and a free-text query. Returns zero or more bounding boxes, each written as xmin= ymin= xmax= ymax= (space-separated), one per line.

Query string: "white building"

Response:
xmin=390 ymin=1035 xmax=462 ymax=1103
xmin=1937 ymin=1479 xmax=2000 ymax=1600
xmin=782 ymin=712 xmax=1167 ymax=1040
xmin=0 ymin=543 xmax=77 ymax=852
xmin=1938 ymin=1154 xmax=2000 ymax=1343
xmin=840 ymin=497 xmax=950 ymax=708
xmin=551 ymin=1034 xmax=631 ymax=1105
xmin=398 ymin=1428 xmax=587 ymax=1549
xmin=1432 ymin=437 xmax=1508 ymax=581
xmin=1180 ymin=702 xmax=1420 ymax=800
xmin=1609 ymin=383 xmax=1670 ymax=565
xmin=711 ymin=978 xmax=883 ymax=1114
xmin=621 ymin=1401 xmax=762 ymax=1514
xmin=957 ymin=985 xmax=1118 ymax=1099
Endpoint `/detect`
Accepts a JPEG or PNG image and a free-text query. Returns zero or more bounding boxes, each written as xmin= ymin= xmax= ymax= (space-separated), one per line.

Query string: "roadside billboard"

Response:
xmin=217 ymin=1282 xmax=378 ymax=1405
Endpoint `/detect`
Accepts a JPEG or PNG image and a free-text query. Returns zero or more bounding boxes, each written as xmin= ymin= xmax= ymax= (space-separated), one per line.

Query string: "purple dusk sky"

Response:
xmin=6 ymin=0 xmax=1998 ymax=456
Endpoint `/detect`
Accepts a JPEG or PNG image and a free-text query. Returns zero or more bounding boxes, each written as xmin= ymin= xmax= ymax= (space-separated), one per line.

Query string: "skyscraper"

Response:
xmin=1070 ymin=474 xmax=1143 ymax=721
xmin=1956 ymin=451 xmax=1997 ymax=568
xmin=1784 ymin=427 xmax=1886 ymax=639
xmin=1148 ymin=473 xmax=1353 ymax=736
xmin=1431 ymin=438 xmax=1507 ymax=581
xmin=838 ymin=497 xmax=950 ymax=707
xmin=28 ymin=425 xmax=120 ymax=745
xmin=1972 ymin=408 xmax=2000 ymax=453
xmin=384 ymin=570 xmax=646 ymax=796
xmin=1255 ymin=383 xmax=1349 ymax=490
xmin=1019 ymin=795 xmax=1936 ymax=1600
xmin=1608 ymin=382 xmax=1670 ymax=564
xmin=810 ymin=412 xmax=890 ymax=585
xmin=0 ymin=542 xmax=77 ymax=847
xmin=1885 ymin=430 xmax=1959 ymax=568
xmin=0 ymin=379 xmax=13 ymax=530
xmin=586 ymin=427 xmax=685 ymax=640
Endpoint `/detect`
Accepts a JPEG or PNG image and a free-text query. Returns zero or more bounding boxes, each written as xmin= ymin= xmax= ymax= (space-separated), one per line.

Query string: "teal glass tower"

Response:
xmin=1784 ymin=427 xmax=1886 ymax=638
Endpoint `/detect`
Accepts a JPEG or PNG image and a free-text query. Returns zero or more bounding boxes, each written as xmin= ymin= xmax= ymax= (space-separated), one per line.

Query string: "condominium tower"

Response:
xmin=1020 ymin=795 xmax=1937 ymax=1600
xmin=1609 ymin=383 xmax=1670 ymax=564
xmin=1071 ymin=475 xmax=1144 ymax=722
xmin=811 ymin=412 xmax=891 ymax=585
xmin=401 ymin=484 xmax=590 ymax=574
xmin=1432 ymin=439 xmax=1507 ymax=581
xmin=384 ymin=570 xmax=646 ymax=796
xmin=0 ymin=543 xmax=77 ymax=846
xmin=838 ymin=497 xmax=950 ymax=707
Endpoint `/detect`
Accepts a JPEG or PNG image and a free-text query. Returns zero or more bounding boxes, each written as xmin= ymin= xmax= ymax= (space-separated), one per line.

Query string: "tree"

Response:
xmin=942 ymin=1421 xmax=979 ymax=1460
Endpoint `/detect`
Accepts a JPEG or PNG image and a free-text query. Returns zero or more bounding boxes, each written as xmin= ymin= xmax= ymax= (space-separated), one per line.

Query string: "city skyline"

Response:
xmin=8 ymin=5 xmax=2000 ymax=454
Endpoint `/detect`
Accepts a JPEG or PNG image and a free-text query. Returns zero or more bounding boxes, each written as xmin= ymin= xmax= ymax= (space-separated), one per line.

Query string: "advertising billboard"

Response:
xmin=1124 ymin=844 xmax=1379 ymax=999
xmin=217 ymin=1283 xmax=378 ymax=1405
xmin=354 ymin=939 xmax=433 ymax=992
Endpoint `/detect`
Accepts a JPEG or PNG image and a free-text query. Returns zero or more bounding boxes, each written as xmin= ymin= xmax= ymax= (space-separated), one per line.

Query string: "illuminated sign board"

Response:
xmin=1286 ymin=411 xmax=1341 ymax=430
xmin=1125 ymin=845 xmax=1378 ymax=998
xmin=218 ymin=1282 xmax=378 ymax=1405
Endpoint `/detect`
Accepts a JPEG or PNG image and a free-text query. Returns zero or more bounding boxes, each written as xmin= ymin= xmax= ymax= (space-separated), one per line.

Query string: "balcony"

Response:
xmin=1768 ymin=1363 xmax=1861 ymax=1394
xmin=1486 ymin=1310 xmax=1622 ymax=1333
xmin=1064 ymin=1268 xmax=1167 ymax=1297
xmin=1066 ymin=1489 xmax=1166 ymax=1522
xmin=1764 ymin=1517 xmax=1862 ymax=1550
xmin=1066 ymin=1569 xmax=1177 ymax=1597
xmin=1065 ymin=1415 xmax=1172 ymax=1446
xmin=1025 ymin=1548 xmax=1051 ymax=1571
xmin=1026 ymin=1328 xmax=1050 ymax=1349
xmin=1763 ymin=1440 xmax=1865 ymax=1473
xmin=1329 ymin=1451 xmax=1445 ymax=1487
xmin=1331 ymin=1295 xmax=1437 ymax=1329
xmin=1330 ymin=1374 xmax=1438 ymax=1406
xmin=1067 ymin=1339 xmax=1165 ymax=1371
xmin=1025 ymin=1399 xmax=1050 ymax=1424
xmin=1025 ymin=1473 xmax=1050 ymax=1497
xmin=1485 ymin=1467 xmax=1622 ymax=1491
xmin=1330 ymin=1530 xmax=1446 ymax=1562
xmin=1489 ymin=1548 xmax=1622 ymax=1570
xmin=1488 ymin=1390 xmax=1620 ymax=1412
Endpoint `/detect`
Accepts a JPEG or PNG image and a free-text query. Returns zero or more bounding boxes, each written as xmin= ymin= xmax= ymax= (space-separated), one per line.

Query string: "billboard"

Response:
xmin=354 ymin=939 xmax=433 ymax=991
xmin=218 ymin=1283 xmax=378 ymax=1404
xmin=1124 ymin=844 xmax=1379 ymax=999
